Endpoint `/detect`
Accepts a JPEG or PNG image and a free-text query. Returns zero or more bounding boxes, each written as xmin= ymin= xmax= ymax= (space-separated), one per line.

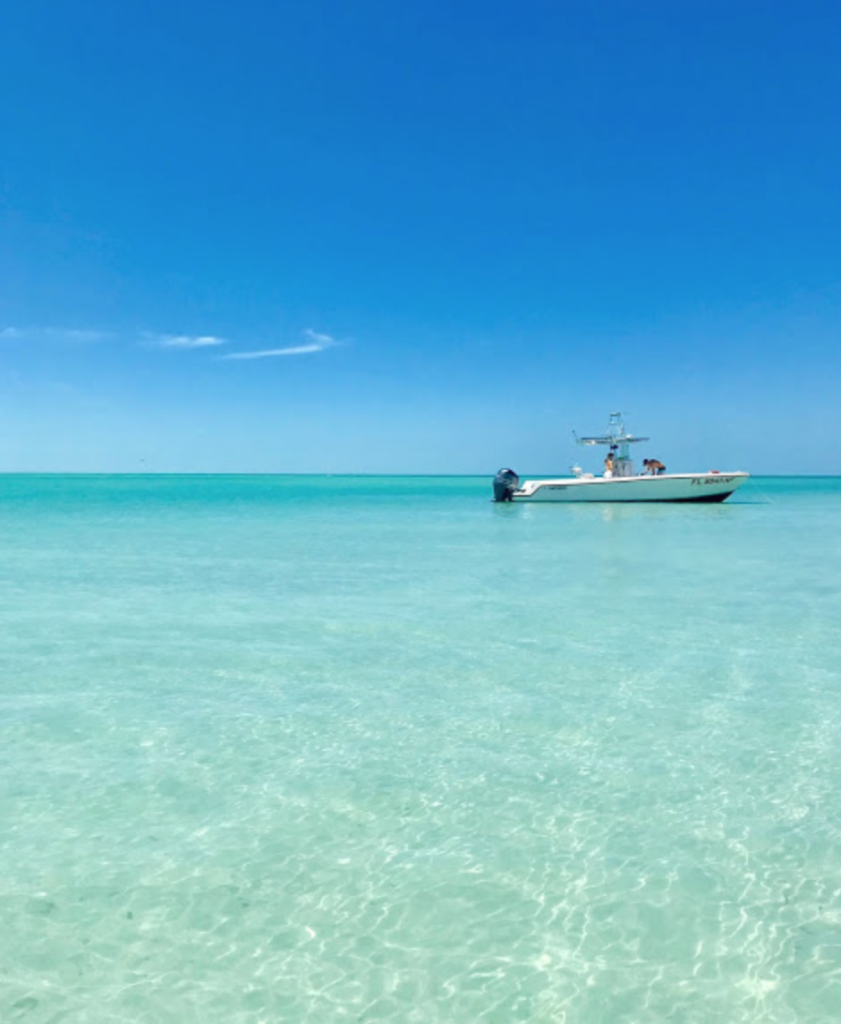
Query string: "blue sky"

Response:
xmin=1 ymin=0 xmax=839 ymax=473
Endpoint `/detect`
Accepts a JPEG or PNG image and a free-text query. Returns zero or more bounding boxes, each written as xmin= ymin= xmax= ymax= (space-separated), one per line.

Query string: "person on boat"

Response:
xmin=604 ymin=450 xmax=615 ymax=477
xmin=643 ymin=458 xmax=666 ymax=475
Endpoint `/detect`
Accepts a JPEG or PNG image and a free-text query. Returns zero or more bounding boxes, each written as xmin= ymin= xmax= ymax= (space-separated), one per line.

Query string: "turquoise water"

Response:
xmin=1 ymin=475 xmax=840 ymax=1023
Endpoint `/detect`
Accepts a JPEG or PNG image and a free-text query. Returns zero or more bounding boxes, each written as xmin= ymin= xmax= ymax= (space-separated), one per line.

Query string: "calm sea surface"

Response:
xmin=1 ymin=475 xmax=840 ymax=1023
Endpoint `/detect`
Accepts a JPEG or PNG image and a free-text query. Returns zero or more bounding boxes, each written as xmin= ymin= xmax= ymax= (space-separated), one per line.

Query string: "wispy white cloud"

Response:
xmin=145 ymin=332 xmax=227 ymax=349
xmin=303 ymin=328 xmax=336 ymax=346
xmin=1 ymin=326 xmax=107 ymax=343
xmin=222 ymin=343 xmax=324 ymax=359
xmin=1 ymin=325 xmax=344 ymax=363
xmin=221 ymin=329 xmax=338 ymax=360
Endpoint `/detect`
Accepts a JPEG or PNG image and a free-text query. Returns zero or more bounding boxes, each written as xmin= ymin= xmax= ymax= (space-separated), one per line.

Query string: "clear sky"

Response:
xmin=2 ymin=0 xmax=839 ymax=473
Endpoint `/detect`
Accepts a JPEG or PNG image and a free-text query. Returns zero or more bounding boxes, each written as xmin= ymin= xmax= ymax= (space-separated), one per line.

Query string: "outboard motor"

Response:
xmin=493 ymin=468 xmax=520 ymax=502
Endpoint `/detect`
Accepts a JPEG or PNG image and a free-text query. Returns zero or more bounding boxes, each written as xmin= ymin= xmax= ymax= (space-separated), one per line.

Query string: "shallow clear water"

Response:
xmin=1 ymin=475 xmax=840 ymax=1023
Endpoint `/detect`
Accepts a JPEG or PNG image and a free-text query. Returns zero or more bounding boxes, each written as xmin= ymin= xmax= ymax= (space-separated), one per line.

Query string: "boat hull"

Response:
xmin=510 ymin=472 xmax=749 ymax=503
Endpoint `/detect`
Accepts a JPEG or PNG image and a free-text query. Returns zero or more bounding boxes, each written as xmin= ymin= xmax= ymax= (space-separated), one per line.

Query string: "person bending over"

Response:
xmin=642 ymin=458 xmax=666 ymax=475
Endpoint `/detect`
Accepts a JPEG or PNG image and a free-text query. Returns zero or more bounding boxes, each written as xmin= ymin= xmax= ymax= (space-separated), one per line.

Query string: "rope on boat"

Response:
xmin=743 ymin=479 xmax=774 ymax=504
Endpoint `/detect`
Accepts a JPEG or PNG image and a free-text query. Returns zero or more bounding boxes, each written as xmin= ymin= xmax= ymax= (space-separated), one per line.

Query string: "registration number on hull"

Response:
xmin=691 ymin=476 xmax=734 ymax=486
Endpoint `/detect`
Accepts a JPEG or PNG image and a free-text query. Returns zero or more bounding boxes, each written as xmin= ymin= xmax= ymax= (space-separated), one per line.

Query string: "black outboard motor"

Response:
xmin=493 ymin=468 xmax=520 ymax=502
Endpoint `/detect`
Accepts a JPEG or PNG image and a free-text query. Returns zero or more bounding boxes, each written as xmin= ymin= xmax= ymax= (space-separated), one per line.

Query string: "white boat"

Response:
xmin=493 ymin=413 xmax=749 ymax=503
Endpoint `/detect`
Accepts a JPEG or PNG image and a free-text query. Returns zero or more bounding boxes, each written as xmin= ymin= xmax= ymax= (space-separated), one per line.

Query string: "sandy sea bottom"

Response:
xmin=1 ymin=475 xmax=840 ymax=1022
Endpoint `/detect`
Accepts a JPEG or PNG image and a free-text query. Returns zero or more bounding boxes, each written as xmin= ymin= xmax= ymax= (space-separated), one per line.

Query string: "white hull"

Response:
xmin=511 ymin=472 xmax=749 ymax=503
